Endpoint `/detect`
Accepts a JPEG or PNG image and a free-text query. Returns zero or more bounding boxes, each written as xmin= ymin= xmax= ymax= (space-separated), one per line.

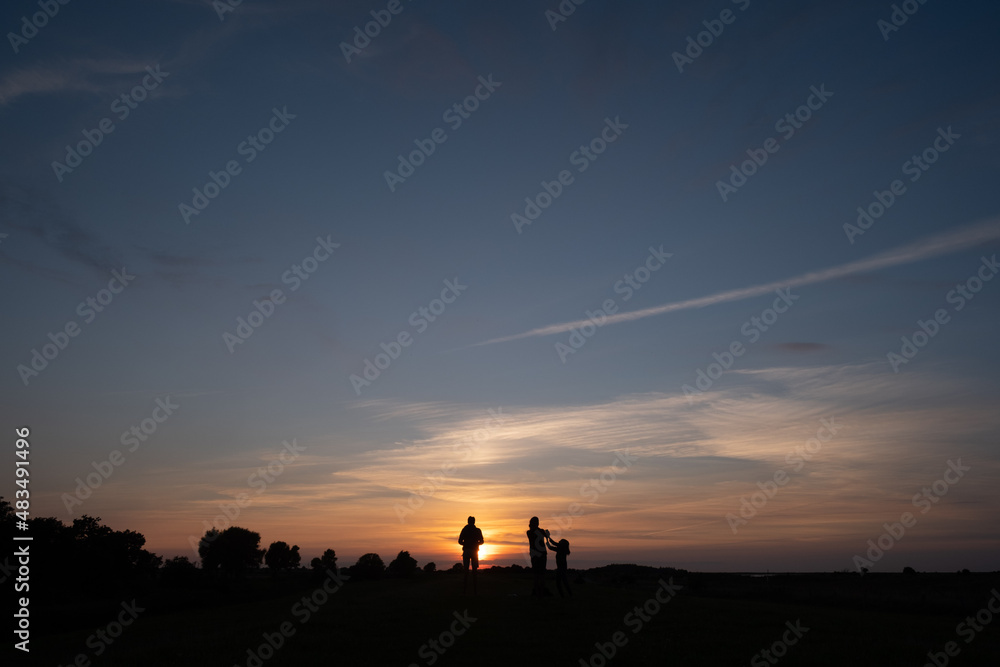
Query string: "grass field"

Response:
xmin=21 ymin=568 xmax=1000 ymax=666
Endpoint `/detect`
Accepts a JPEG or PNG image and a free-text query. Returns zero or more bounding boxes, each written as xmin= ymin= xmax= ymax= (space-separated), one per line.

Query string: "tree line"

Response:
xmin=196 ymin=525 xmax=433 ymax=579
xmin=0 ymin=497 xmax=439 ymax=591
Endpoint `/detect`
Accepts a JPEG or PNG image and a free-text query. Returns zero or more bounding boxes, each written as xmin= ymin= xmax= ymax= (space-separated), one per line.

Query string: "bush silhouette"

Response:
xmin=423 ymin=562 xmax=436 ymax=573
xmin=387 ymin=550 xmax=418 ymax=578
xmin=352 ymin=553 xmax=385 ymax=580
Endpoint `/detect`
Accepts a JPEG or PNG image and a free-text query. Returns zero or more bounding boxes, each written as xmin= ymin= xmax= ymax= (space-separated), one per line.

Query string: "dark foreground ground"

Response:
xmin=13 ymin=567 xmax=1000 ymax=666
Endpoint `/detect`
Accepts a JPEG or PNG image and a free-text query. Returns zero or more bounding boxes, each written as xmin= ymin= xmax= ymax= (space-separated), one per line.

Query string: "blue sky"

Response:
xmin=2 ymin=0 xmax=999 ymax=571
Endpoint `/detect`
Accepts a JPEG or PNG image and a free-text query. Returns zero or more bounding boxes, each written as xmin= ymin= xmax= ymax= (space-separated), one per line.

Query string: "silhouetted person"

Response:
xmin=546 ymin=536 xmax=572 ymax=597
xmin=527 ymin=517 xmax=551 ymax=597
xmin=458 ymin=516 xmax=484 ymax=596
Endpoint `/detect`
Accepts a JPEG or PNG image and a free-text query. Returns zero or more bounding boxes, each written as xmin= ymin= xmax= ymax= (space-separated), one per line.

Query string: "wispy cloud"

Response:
xmin=0 ymin=57 xmax=163 ymax=106
xmin=474 ymin=218 xmax=1000 ymax=346
xmin=65 ymin=362 xmax=1000 ymax=568
xmin=0 ymin=182 xmax=123 ymax=279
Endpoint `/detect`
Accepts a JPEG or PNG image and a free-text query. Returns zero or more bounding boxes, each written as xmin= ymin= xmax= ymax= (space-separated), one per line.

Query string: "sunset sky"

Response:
xmin=2 ymin=0 xmax=999 ymax=573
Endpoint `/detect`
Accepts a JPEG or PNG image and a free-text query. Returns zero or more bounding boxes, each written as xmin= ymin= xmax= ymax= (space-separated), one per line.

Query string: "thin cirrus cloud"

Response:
xmin=474 ymin=217 xmax=1000 ymax=346
xmin=96 ymin=360 xmax=1000 ymax=569
xmin=0 ymin=57 xmax=170 ymax=106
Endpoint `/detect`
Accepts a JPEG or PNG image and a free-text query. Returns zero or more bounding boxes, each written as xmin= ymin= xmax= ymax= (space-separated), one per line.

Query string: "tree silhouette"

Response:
xmin=198 ymin=526 xmax=265 ymax=577
xmin=71 ymin=515 xmax=161 ymax=579
xmin=265 ymin=541 xmax=301 ymax=576
xmin=9 ymin=511 xmax=161 ymax=600
xmin=310 ymin=548 xmax=338 ymax=583
xmin=352 ymin=552 xmax=385 ymax=580
xmin=423 ymin=562 xmax=436 ymax=574
xmin=310 ymin=548 xmax=338 ymax=572
xmin=199 ymin=528 xmax=222 ymax=571
xmin=387 ymin=550 xmax=418 ymax=578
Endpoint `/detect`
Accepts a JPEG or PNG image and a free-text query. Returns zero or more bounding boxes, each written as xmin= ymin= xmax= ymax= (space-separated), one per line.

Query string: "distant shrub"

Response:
xmin=352 ymin=553 xmax=385 ymax=580
xmin=387 ymin=550 xmax=418 ymax=578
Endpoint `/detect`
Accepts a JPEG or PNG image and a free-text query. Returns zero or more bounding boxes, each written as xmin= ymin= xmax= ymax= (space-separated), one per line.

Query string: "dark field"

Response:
xmin=18 ymin=567 xmax=1000 ymax=667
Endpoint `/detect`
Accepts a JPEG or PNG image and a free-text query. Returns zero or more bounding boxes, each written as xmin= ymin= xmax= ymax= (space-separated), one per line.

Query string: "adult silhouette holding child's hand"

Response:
xmin=527 ymin=516 xmax=551 ymax=597
xmin=458 ymin=516 xmax=484 ymax=596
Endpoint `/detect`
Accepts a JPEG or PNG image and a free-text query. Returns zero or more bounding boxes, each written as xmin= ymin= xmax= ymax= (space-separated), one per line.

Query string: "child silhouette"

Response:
xmin=546 ymin=536 xmax=572 ymax=597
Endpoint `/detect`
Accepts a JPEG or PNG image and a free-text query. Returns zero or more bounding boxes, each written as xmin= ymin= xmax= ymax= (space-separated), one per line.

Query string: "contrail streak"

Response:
xmin=475 ymin=218 xmax=1000 ymax=346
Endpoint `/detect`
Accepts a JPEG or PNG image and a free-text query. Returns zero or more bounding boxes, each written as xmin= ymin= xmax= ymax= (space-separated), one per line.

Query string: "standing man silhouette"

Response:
xmin=458 ymin=516 xmax=484 ymax=596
